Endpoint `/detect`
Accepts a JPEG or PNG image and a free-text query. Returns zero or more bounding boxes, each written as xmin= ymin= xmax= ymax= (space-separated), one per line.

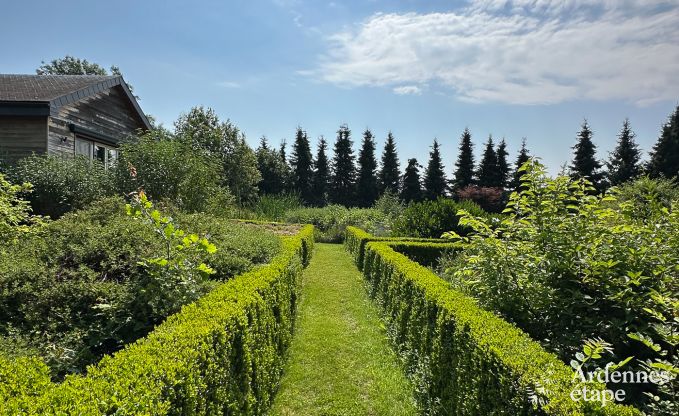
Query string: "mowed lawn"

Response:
xmin=270 ymin=243 xmax=418 ymax=416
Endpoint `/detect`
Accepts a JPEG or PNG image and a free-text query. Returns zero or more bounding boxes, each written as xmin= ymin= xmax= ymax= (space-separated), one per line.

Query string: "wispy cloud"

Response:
xmin=393 ymin=85 xmax=422 ymax=95
xmin=311 ymin=1 xmax=679 ymax=105
xmin=216 ymin=81 xmax=241 ymax=88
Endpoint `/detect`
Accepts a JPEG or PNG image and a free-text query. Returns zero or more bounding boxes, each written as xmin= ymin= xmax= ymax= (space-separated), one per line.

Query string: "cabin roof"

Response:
xmin=0 ymin=74 xmax=151 ymax=129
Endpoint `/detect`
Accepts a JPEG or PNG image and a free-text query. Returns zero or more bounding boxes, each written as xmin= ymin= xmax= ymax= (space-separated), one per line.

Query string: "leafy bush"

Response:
xmin=284 ymin=205 xmax=388 ymax=242
xmin=253 ymin=193 xmax=302 ymax=221
xmin=0 ymin=197 xmax=280 ymax=377
xmin=114 ymin=130 xmax=235 ymax=213
xmin=440 ymin=161 xmax=678 ymax=413
xmin=391 ymin=197 xmax=492 ymax=238
xmin=0 ymin=173 xmax=44 ymax=244
xmin=345 ymin=231 xmax=639 ymax=416
xmin=8 ymin=155 xmax=114 ymax=218
xmin=0 ymin=225 xmax=313 ymax=415
xmin=612 ymin=175 xmax=679 ymax=220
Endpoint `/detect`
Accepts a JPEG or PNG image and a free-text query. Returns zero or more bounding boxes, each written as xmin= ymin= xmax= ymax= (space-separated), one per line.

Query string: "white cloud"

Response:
xmin=393 ymin=85 xmax=422 ymax=95
xmin=312 ymin=1 xmax=679 ymax=105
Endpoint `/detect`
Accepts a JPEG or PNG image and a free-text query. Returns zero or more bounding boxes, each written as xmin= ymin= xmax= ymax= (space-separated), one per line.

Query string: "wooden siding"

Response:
xmin=0 ymin=116 xmax=47 ymax=163
xmin=48 ymin=85 xmax=145 ymax=157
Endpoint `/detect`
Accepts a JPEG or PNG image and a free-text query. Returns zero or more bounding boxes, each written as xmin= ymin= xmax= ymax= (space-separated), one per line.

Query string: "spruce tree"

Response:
xmin=607 ymin=119 xmax=642 ymax=186
xmin=311 ymin=137 xmax=329 ymax=206
xmin=453 ymin=128 xmax=475 ymax=190
xmin=330 ymin=125 xmax=356 ymax=206
xmin=648 ymin=105 xmax=679 ymax=180
xmin=477 ymin=136 xmax=499 ymax=187
xmin=496 ymin=138 xmax=510 ymax=189
xmin=510 ymin=138 xmax=530 ymax=191
xmin=256 ymin=136 xmax=287 ymax=194
xmin=570 ymin=120 xmax=603 ymax=189
xmin=379 ymin=132 xmax=400 ymax=194
xmin=356 ymin=129 xmax=379 ymax=207
xmin=401 ymin=158 xmax=423 ymax=203
xmin=423 ymin=139 xmax=447 ymax=199
xmin=291 ymin=127 xmax=314 ymax=204
xmin=278 ymin=139 xmax=291 ymax=192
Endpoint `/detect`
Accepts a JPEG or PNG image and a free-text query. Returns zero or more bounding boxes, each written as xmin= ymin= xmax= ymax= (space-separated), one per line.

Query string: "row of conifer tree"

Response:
xmin=255 ymin=105 xmax=679 ymax=207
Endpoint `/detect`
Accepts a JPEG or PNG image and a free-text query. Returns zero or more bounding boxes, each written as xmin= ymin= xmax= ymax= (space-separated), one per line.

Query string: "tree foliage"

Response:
xmin=330 ymin=125 xmax=356 ymax=206
xmin=648 ymin=105 xmax=679 ymax=180
xmin=174 ymin=107 xmax=260 ymax=204
xmin=496 ymin=138 xmax=510 ymax=189
xmin=510 ymin=138 xmax=530 ymax=191
xmin=607 ymin=119 xmax=642 ymax=186
xmin=401 ymin=158 xmax=423 ymax=203
xmin=290 ymin=127 xmax=314 ymax=204
xmin=423 ymin=139 xmax=447 ymax=200
xmin=256 ymin=137 xmax=287 ymax=195
xmin=570 ymin=120 xmax=603 ymax=190
xmin=476 ymin=136 xmax=499 ymax=187
xmin=356 ymin=129 xmax=379 ymax=207
xmin=379 ymin=132 xmax=400 ymax=195
xmin=453 ymin=128 xmax=475 ymax=190
xmin=312 ymin=137 xmax=330 ymax=206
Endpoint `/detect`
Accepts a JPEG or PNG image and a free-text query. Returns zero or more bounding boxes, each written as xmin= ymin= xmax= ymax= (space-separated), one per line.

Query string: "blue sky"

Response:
xmin=2 ymin=0 xmax=678 ymax=174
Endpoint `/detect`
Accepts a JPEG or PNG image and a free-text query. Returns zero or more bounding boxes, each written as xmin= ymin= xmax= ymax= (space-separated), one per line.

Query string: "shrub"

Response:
xmin=253 ymin=193 xmax=302 ymax=221
xmin=440 ymin=161 xmax=678 ymax=413
xmin=345 ymin=232 xmax=640 ymax=416
xmin=0 ymin=225 xmax=313 ymax=415
xmin=114 ymin=130 xmax=233 ymax=213
xmin=8 ymin=155 xmax=114 ymax=218
xmin=612 ymin=175 xmax=679 ymax=220
xmin=284 ymin=205 xmax=388 ymax=242
xmin=455 ymin=185 xmax=505 ymax=213
xmin=391 ymin=198 xmax=492 ymax=238
xmin=0 ymin=173 xmax=44 ymax=244
xmin=0 ymin=197 xmax=280 ymax=378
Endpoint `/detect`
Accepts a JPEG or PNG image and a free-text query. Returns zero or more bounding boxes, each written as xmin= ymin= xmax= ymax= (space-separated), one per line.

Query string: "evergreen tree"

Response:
xmin=648 ymin=105 xmax=679 ymax=180
xmin=356 ymin=129 xmax=379 ymax=207
xmin=311 ymin=137 xmax=330 ymax=206
xmin=379 ymin=132 xmax=400 ymax=194
xmin=423 ymin=139 xmax=447 ymax=199
xmin=496 ymin=138 xmax=510 ymax=189
xmin=256 ymin=137 xmax=287 ymax=194
xmin=278 ymin=139 xmax=291 ymax=192
xmin=401 ymin=158 xmax=423 ymax=203
xmin=570 ymin=120 xmax=603 ymax=189
xmin=453 ymin=128 xmax=475 ymax=190
xmin=607 ymin=119 xmax=642 ymax=186
xmin=477 ymin=136 xmax=499 ymax=187
xmin=330 ymin=125 xmax=356 ymax=206
xmin=290 ymin=127 xmax=314 ymax=204
xmin=510 ymin=138 xmax=531 ymax=191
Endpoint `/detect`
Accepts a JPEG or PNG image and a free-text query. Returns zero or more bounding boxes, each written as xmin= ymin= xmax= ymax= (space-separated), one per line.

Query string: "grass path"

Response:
xmin=270 ymin=243 xmax=418 ymax=416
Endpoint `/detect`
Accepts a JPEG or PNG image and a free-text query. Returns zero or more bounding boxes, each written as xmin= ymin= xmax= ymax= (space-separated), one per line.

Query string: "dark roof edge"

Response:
xmin=0 ymin=101 xmax=50 ymax=116
xmin=48 ymin=76 xmax=152 ymax=130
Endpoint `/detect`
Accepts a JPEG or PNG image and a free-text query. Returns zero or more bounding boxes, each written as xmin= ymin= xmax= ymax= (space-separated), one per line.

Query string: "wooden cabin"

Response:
xmin=0 ymin=74 xmax=151 ymax=165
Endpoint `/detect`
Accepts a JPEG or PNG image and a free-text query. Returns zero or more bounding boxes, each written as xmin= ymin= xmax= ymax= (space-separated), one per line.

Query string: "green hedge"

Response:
xmin=386 ymin=241 xmax=461 ymax=268
xmin=0 ymin=225 xmax=314 ymax=415
xmin=347 ymin=229 xmax=639 ymax=416
xmin=345 ymin=226 xmax=445 ymax=270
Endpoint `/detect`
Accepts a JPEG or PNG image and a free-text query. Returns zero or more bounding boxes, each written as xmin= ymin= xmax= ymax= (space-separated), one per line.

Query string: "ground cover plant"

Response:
xmin=0 ymin=196 xmax=280 ymax=378
xmin=440 ymin=161 xmax=678 ymax=414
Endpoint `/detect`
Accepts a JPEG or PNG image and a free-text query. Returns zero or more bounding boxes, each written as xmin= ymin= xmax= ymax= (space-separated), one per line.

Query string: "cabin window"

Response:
xmin=75 ymin=136 xmax=118 ymax=168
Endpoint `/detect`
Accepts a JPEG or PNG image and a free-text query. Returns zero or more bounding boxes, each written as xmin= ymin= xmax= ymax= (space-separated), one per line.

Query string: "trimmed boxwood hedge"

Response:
xmin=347 ymin=228 xmax=640 ymax=416
xmin=0 ymin=225 xmax=314 ymax=415
xmin=345 ymin=226 xmax=446 ymax=270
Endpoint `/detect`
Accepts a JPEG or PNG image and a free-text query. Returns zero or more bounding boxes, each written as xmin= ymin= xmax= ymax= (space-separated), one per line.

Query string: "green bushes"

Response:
xmin=391 ymin=198 xmax=494 ymax=238
xmin=8 ymin=155 xmax=114 ymax=218
xmin=285 ymin=205 xmax=389 ymax=242
xmin=440 ymin=164 xmax=678 ymax=413
xmin=347 ymin=233 xmax=639 ymax=415
xmin=0 ymin=197 xmax=280 ymax=378
xmin=0 ymin=225 xmax=313 ymax=415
